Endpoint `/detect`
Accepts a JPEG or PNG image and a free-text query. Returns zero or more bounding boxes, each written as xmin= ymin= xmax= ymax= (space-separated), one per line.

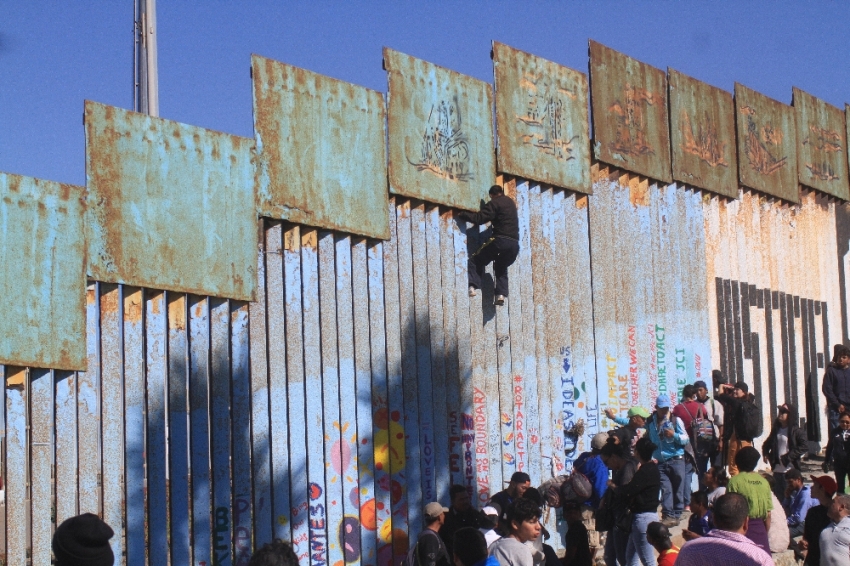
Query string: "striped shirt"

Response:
xmin=675 ymin=529 xmax=774 ymax=566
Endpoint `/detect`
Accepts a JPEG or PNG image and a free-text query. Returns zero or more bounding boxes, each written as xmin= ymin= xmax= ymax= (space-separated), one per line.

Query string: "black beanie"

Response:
xmin=52 ymin=513 xmax=115 ymax=566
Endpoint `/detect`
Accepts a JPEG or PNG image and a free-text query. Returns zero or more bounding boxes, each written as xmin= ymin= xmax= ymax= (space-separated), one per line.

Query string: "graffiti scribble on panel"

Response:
xmin=803 ymin=126 xmax=843 ymax=181
xmin=516 ymin=73 xmax=579 ymax=162
xmin=608 ymin=85 xmax=664 ymax=159
xmin=407 ymin=96 xmax=472 ymax=182
xmin=680 ymin=111 xmax=729 ymax=169
xmin=741 ymin=105 xmax=788 ymax=176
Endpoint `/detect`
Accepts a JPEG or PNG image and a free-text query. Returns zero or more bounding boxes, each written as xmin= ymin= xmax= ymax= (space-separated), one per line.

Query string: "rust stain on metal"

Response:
xmin=492 ymin=41 xmax=591 ymax=194
xmin=252 ymin=54 xmax=390 ymax=240
xmin=668 ymin=68 xmax=738 ymax=198
xmin=6 ymin=367 xmax=25 ymax=387
xmin=589 ymin=40 xmax=672 ymax=184
xmin=85 ymin=101 xmax=257 ymax=300
xmin=124 ymin=287 xmax=143 ymax=323
xmin=734 ymin=83 xmax=799 ymax=203
xmin=385 ymin=47 xmax=495 ymax=211
xmin=0 ymin=172 xmax=86 ymax=370
xmin=792 ymin=88 xmax=849 ymax=200
xmin=168 ymin=295 xmax=186 ymax=331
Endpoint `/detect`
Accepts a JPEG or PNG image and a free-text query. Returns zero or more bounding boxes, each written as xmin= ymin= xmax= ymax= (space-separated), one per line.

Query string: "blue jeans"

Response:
xmin=658 ymin=458 xmax=686 ymax=518
xmin=626 ymin=511 xmax=659 ymax=566
xmin=605 ymin=524 xmax=629 ymax=566
xmin=683 ymin=460 xmax=695 ymax=507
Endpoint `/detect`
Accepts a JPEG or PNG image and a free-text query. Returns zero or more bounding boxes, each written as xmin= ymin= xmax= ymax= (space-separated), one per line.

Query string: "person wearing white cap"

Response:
xmin=407 ymin=502 xmax=451 ymax=566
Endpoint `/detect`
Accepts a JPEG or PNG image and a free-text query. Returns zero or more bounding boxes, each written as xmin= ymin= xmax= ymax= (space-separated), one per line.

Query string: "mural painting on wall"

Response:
xmin=385 ymin=48 xmax=495 ymax=211
xmin=793 ymin=88 xmax=850 ymax=200
xmin=734 ymin=83 xmax=799 ymax=203
xmin=589 ymin=40 xmax=672 ymax=183
xmin=492 ymin=41 xmax=591 ymax=193
xmin=668 ymin=69 xmax=738 ymax=198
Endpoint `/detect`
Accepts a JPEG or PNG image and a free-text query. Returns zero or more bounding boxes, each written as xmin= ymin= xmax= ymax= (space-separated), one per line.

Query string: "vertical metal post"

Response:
xmin=134 ymin=0 xmax=159 ymax=116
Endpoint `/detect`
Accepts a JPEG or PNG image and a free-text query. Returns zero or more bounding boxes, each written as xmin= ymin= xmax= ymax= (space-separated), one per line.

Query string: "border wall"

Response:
xmin=2 ymin=39 xmax=849 ymax=566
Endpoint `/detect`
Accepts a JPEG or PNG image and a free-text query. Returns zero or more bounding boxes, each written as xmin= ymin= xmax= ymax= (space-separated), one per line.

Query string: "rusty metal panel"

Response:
xmin=792 ymin=88 xmax=850 ymax=199
xmin=492 ymin=42 xmax=591 ymax=194
xmin=0 ymin=173 xmax=86 ymax=370
xmin=84 ymin=101 xmax=257 ymax=300
xmin=251 ymin=55 xmax=389 ymax=240
xmin=734 ymin=83 xmax=799 ymax=203
xmin=668 ymin=69 xmax=738 ymax=198
xmin=385 ymin=48 xmax=496 ymax=211
xmin=589 ymin=41 xmax=672 ymax=183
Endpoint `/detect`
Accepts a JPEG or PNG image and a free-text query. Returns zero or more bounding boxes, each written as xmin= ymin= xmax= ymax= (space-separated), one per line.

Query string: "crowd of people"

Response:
xmin=49 ymin=348 xmax=850 ymax=566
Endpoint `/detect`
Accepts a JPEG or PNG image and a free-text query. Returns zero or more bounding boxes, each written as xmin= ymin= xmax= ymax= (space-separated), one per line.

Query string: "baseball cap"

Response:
xmin=423 ymin=502 xmax=449 ymax=519
xmin=693 ymin=381 xmax=707 ymax=390
xmin=591 ymin=432 xmax=609 ymax=451
xmin=656 ymin=394 xmax=671 ymax=409
xmin=628 ymin=406 xmax=650 ymax=418
xmin=482 ymin=506 xmax=499 ymax=517
xmin=811 ymin=475 xmax=838 ymax=497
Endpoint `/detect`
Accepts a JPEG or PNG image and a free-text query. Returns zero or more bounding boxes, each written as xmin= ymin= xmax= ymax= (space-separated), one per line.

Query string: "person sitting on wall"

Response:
xmin=456 ymin=184 xmax=519 ymax=307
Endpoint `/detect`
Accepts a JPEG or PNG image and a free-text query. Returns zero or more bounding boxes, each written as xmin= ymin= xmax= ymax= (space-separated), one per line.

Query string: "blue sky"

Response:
xmin=2 ymin=2 xmax=849 ymax=187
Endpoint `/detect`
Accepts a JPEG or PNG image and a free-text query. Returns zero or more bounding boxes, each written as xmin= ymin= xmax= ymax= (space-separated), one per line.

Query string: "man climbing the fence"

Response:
xmin=457 ymin=184 xmax=519 ymax=306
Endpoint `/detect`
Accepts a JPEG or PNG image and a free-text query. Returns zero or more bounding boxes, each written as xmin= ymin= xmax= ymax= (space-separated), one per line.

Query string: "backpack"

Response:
xmin=737 ymin=400 xmax=763 ymax=440
xmin=559 ymin=470 xmax=593 ymax=504
xmin=681 ymin=403 xmax=716 ymax=453
xmin=403 ymin=530 xmax=441 ymax=566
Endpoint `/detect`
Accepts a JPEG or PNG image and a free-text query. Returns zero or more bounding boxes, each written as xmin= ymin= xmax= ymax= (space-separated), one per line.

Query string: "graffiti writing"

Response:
xmin=472 ymin=387 xmax=490 ymax=503
xmin=675 ymin=348 xmax=687 ymax=400
xmin=516 ymin=72 xmax=579 ymax=161
xmin=680 ymin=111 xmax=728 ymax=168
xmin=513 ymin=376 xmax=526 ymax=471
xmin=422 ymin=427 xmax=434 ymax=501
xmin=213 ymin=507 xmax=230 ymax=566
xmin=628 ymin=325 xmax=639 ymax=406
xmin=656 ymin=325 xmax=667 ymax=399
xmin=647 ymin=325 xmax=659 ymax=400
xmin=560 ymin=347 xmax=578 ymax=465
xmin=803 ymin=125 xmax=842 ymax=154
xmin=408 ymin=96 xmax=472 ymax=182
xmin=740 ymin=105 xmax=787 ymax=176
xmin=233 ymin=498 xmax=252 ymax=566
xmin=308 ymin=483 xmax=328 ymax=566
xmin=608 ymin=84 xmax=664 ymax=158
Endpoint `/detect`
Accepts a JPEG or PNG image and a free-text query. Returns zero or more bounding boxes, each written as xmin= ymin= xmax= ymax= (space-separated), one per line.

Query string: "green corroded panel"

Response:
xmin=385 ymin=47 xmax=495 ymax=211
xmin=793 ymin=87 xmax=849 ymax=200
xmin=252 ymin=54 xmax=390 ymax=239
xmin=735 ymin=83 xmax=799 ymax=203
xmin=669 ymin=68 xmax=738 ymax=198
xmin=0 ymin=173 xmax=86 ymax=370
xmin=589 ymin=40 xmax=672 ymax=183
xmin=492 ymin=41 xmax=591 ymax=194
xmin=85 ymin=101 xmax=257 ymax=300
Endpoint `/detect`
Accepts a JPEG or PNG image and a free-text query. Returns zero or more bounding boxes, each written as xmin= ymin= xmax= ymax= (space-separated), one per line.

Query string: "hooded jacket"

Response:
xmin=761 ymin=404 xmax=807 ymax=470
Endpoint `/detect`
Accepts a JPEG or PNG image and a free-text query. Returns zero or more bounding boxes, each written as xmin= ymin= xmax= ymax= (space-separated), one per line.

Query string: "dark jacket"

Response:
xmin=823 ymin=362 xmax=850 ymax=411
xmin=438 ymin=507 xmax=479 ymax=557
xmin=458 ymin=194 xmax=519 ymax=241
xmin=825 ymin=428 xmax=850 ymax=468
xmin=761 ymin=405 xmax=808 ymax=470
xmin=614 ymin=461 xmax=660 ymax=514
xmin=716 ymin=391 xmax=743 ymax=441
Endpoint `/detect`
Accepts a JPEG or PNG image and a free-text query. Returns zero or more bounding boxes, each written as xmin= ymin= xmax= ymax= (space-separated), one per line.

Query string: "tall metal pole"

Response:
xmin=134 ymin=0 xmax=159 ymax=116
